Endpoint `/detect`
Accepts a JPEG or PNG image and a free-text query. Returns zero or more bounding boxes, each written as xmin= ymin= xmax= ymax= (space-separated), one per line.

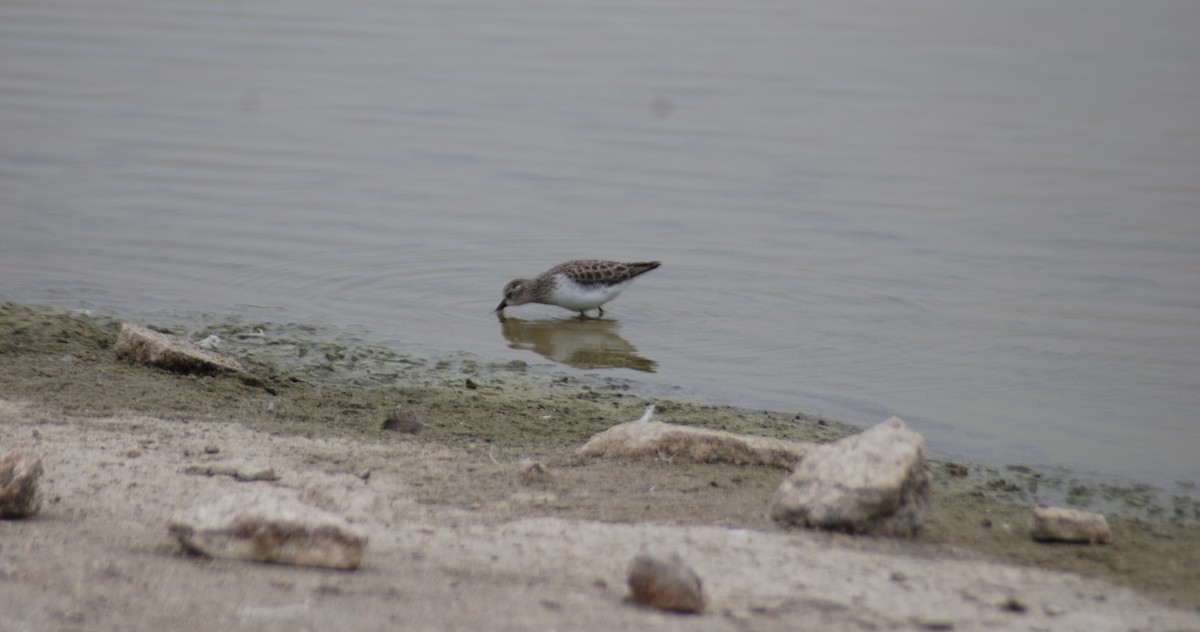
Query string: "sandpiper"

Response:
xmin=495 ymin=259 xmax=661 ymax=317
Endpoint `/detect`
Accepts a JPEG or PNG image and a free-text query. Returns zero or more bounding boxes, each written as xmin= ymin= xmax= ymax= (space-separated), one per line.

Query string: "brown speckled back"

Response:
xmin=548 ymin=260 xmax=661 ymax=287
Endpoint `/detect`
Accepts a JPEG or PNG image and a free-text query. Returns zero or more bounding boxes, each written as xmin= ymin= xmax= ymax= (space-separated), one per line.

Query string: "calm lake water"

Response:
xmin=2 ymin=0 xmax=1198 ymax=487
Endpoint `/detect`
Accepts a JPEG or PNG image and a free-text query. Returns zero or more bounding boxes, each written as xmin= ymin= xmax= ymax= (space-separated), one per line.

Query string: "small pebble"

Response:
xmin=627 ymin=546 xmax=705 ymax=613
xmin=234 ymin=467 xmax=279 ymax=482
xmin=1000 ymin=595 xmax=1027 ymax=613
xmin=0 ymin=450 xmax=45 ymax=518
xmin=382 ymin=407 xmax=425 ymax=434
xmin=518 ymin=461 xmax=553 ymax=485
xmin=204 ymin=445 xmax=220 ymax=455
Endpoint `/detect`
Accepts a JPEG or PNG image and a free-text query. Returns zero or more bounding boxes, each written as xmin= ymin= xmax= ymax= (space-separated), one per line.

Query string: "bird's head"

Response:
xmin=495 ymin=278 xmax=532 ymax=312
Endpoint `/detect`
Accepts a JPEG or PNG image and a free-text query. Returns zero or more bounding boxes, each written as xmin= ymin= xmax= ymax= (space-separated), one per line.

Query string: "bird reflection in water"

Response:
xmin=497 ymin=315 xmax=657 ymax=372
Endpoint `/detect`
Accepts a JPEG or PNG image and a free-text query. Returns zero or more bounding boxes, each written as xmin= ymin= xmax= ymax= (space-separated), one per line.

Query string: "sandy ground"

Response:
xmin=3 ymin=398 xmax=1198 ymax=632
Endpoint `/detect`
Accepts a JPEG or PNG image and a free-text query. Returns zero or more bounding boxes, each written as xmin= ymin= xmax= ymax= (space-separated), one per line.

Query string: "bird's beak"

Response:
xmin=494 ymin=300 xmax=507 ymax=313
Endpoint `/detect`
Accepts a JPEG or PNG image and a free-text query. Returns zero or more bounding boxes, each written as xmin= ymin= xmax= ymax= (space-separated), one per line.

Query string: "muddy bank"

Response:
xmin=2 ymin=302 xmax=1199 ymax=618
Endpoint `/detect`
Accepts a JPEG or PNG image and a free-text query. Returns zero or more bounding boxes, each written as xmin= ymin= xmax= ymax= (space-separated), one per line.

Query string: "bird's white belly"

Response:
xmin=551 ymin=279 xmax=629 ymax=311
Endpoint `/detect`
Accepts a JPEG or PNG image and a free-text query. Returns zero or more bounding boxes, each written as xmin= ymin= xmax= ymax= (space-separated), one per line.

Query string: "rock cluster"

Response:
xmin=770 ymin=417 xmax=930 ymax=536
xmin=579 ymin=416 xmax=933 ymax=538
xmin=0 ymin=449 xmax=44 ymax=518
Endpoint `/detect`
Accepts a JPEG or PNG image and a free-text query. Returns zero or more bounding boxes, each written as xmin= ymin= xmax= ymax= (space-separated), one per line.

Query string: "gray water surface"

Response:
xmin=3 ymin=0 xmax=1199 ymax=487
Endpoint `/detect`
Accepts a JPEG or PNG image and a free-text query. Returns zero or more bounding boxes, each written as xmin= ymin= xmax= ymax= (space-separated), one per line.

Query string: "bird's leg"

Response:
xmin=597 ymin=306 xmax=605 ymax=317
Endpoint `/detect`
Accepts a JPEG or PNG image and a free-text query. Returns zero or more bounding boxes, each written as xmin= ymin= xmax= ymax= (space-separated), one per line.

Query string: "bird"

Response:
xmin=495 ymin=259 xmax=661 ymax=317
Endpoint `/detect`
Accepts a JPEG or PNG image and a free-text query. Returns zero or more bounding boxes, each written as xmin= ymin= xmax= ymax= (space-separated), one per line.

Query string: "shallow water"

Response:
xmin=2 ymin=0 xmax=1199 ymax=487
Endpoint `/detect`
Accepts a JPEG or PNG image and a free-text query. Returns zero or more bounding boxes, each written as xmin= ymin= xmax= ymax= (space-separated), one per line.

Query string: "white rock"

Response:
xmin=577 ymin=421 xmax=810 ymax=468
xmin=770 ymin=417 xmax=930 ymax=536
xmin=1032 ymin=506 xmax=1111 ymax=544
xmin=181 ymin=462 xmax=279 ymax=482
xmin=114 ymin=323 xmax=247 ymax=376
xmin=196 ymin=334 xmax=222 ymax=350
xmin=168 ymin=491 xmax=367 ymax=569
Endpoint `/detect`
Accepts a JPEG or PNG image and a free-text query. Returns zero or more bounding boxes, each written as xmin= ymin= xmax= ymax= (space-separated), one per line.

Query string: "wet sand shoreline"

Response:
xmin=2 ymin=302 xmax=1198 ymax=629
